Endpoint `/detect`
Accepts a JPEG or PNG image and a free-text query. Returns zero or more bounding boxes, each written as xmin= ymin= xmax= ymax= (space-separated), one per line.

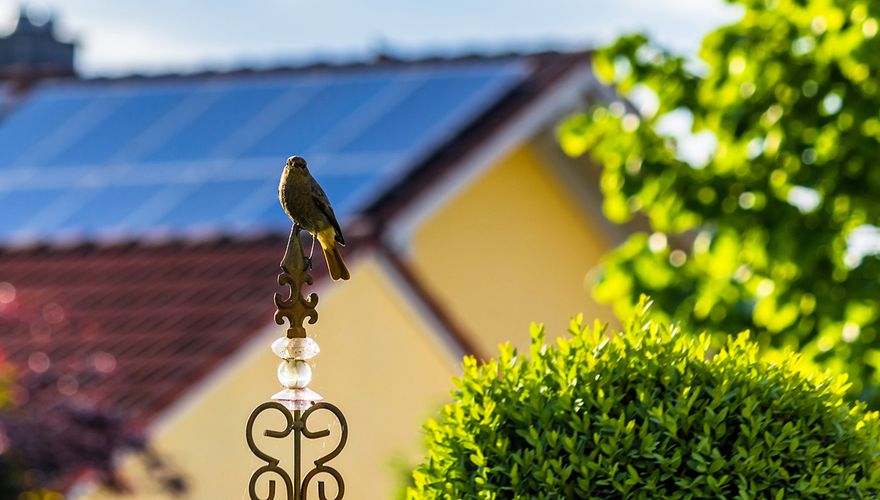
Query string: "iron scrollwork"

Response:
xmin=247 ymin=401 xmax=348 ymax=500
xmin=274 ymin=225 xmax=319 ymax=338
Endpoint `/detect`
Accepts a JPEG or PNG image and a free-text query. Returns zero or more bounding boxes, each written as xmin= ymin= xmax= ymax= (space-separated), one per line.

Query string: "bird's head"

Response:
xmin=286 ymin=156 xmax=308 ymax=172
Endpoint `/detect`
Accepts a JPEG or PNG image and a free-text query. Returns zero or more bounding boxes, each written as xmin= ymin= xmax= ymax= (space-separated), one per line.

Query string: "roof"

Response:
xmin=0 ymin=50 xmax=594 ymax=425
xmin=0 ymin=236 xmax=285 ymax=422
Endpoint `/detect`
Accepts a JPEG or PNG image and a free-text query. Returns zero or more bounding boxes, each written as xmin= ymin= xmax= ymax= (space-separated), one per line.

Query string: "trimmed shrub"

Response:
xmin=409 ymin=299 xmax=880 ymax=499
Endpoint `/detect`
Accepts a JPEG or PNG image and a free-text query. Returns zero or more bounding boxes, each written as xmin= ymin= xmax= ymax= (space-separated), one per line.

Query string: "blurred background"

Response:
xmin=7 ymin=0 xmax=875 ymax=498
xmin=0 ymin=1 xmax=740 ymax=76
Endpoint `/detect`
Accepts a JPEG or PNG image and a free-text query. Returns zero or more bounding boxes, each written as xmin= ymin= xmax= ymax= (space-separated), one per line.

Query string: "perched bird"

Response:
xmin=279 ymin=156 xmax=350 ymax=281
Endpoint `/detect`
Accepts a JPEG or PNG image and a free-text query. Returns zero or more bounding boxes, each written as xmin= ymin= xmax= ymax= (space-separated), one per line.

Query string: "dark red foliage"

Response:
xmin=0 ymin=368 xmax=186 ymax=494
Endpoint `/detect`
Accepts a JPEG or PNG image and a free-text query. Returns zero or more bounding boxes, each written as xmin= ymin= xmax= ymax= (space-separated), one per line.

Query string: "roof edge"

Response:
xmin=373 ymin=239 xmax=483 ymax=360
xmin=376 ymin=51 xmax=599 ymax=250
xmin=74 ymin=48 xmax=594 ymax=85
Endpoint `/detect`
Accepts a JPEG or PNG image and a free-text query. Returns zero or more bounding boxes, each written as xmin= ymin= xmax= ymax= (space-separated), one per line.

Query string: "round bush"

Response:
xmin=409 ymin=299 xmax=880 ymax=499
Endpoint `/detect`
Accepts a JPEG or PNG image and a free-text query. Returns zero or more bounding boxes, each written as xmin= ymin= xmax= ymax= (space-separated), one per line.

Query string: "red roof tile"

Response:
xmin=0 ymin=235 xmax=305 ymax=423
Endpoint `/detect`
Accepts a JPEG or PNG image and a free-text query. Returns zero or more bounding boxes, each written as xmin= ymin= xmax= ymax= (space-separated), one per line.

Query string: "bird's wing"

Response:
xmin=310 ymin=181 xmax=346 ymax=245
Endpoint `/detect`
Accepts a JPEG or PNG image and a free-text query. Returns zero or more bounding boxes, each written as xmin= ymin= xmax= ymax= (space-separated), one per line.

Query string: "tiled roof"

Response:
xmin=0 ymin=236 xmax=294 ymax=422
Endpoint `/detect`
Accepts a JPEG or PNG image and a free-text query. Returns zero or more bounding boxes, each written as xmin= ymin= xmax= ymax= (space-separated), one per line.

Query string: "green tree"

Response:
xmin=559 ymin=0 xmax=880 ymax=402
xmin=409 ymin=299 xmax=880 ymax=498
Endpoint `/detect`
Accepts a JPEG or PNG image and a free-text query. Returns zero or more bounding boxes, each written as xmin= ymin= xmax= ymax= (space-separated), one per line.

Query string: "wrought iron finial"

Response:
xmin=274 ymin=225 xmax=319 ymax=339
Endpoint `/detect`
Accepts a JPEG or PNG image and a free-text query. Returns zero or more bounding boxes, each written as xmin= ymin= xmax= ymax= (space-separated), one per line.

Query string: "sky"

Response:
xmin=0 ymin=0 xmax=742 ymax=76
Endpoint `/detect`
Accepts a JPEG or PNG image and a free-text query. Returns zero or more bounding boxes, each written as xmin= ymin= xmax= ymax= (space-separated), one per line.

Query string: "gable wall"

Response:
xmin=407 ymin=142 xmax=615 ymax=357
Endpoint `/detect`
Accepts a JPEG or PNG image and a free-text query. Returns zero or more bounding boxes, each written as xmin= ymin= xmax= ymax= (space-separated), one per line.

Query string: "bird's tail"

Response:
xmin=317 ymin=229 xmax=351 ymax=281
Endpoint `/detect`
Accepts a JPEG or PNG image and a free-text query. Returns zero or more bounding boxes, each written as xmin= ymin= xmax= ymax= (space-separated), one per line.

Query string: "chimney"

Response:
xmin=0 ymin=6 xmax=76 ymax=81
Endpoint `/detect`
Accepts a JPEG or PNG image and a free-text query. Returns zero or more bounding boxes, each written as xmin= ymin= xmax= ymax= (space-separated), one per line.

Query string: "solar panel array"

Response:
xmin=0 ymin=61 xmax=526 ymax=243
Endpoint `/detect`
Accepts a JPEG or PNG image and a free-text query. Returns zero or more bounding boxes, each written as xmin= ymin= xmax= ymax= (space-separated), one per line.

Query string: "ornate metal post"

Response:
xmin=245 ymin=224 xmax=347 ymax=500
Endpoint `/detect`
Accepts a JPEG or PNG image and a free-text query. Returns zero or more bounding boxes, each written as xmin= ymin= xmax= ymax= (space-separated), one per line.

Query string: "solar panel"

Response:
xmin=53 ymin=185 xmax=166 ymax=233
xmin=241 ymin=78 xmax=390 ymax=159
xmin=0 ymin=188 xmax=66 ymax=237
xmin=340 ymin=68 xmax=518 ymax=154
xmin=0 ymin=60 xmax=526 ymax=242
xmin=45 ymin=88 xmax=193 ymax=168
xmin=141 ymin=82 xmax=299 ymax=163
xmin=0 ymin=93 xmax=96 ymax=166
xmin=156 ymin=179 xmax=266 ymax=229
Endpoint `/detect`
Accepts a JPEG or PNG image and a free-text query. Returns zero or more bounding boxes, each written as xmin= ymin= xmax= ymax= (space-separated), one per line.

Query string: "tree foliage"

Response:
xmin=0 ymin=366 xmax=186 ymax=496
xmin=0 ymin=363 xmax=186 ymax=497
xmin=559 ymin=0 xmax=880 ymax=402
xmin=409 ymin=299 xmax=880 ymax=498
xmin=0 ymin=279 xmax=187 ymax=496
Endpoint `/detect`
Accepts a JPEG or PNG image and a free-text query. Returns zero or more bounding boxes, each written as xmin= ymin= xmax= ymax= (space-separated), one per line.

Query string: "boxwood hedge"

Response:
xmin=409 ymin=299 xmax=880 ymax=499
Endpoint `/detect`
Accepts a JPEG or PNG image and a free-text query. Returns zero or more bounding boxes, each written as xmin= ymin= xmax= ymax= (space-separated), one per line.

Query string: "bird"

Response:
xmin=278 ymin=156 xmax=350 ymax=281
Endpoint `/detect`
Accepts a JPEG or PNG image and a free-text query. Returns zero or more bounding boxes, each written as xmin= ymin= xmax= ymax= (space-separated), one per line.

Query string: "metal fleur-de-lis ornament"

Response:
xmin=246 ymin=158 xmax=348 ymax=500
xmin=274 ymin=224 xmax=319 ymax=339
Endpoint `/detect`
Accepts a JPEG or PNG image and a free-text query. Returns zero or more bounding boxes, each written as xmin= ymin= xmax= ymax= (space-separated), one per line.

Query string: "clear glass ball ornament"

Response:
xmin=277 ymin=360 xmax=312 ymax=389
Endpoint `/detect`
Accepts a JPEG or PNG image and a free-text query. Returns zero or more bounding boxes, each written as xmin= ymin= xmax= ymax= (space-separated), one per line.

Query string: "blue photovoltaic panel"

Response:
xmin=155 ymin=180 xmax=266 ymax=229
xmin=140 ymin=83 xmax=292 ymax=163
xmin=0 ymin=188 xmax=66 ymax=234
xmin=0 ymin=93 xmax=95 ymax=166
xmin=52 ymin=185 xmax=166 ymax=232
xmin=240 ymin=78 xmax=388 ymax=159
xmin=339 ymin=69 xmax=515 ymax=154
xmin=0 ymin=60 xmax=527 ymax=242
xmin=44 ymin=87 xmax=193 ymax=167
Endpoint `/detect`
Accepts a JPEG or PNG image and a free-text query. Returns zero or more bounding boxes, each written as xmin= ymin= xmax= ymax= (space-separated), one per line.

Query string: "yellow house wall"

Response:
xmin=408 ymin=143 xmax=614 ymax=358
xmin=83 ymin=255 xmax=458 ymax=499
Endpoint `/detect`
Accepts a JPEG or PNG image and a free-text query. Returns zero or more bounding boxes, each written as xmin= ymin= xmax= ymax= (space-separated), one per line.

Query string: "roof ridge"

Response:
xmin=32 ymin=47 xmax=592 ymax=86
